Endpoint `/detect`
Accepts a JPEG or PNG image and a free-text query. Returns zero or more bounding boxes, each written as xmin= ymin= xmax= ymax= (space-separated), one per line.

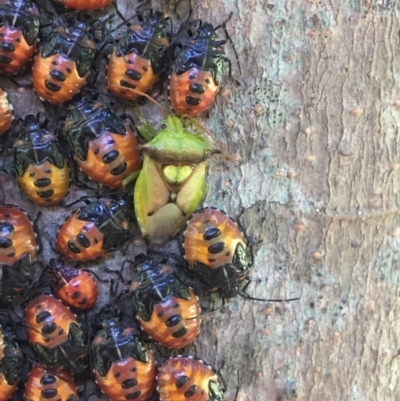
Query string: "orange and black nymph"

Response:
xmin=56 ymin=199 xmax=131 ymax=262
xmin=129 ymin=255 xmax=201 ymax=349
xmin=32 ymin=23 xmax=96 ymax=104
xmin=92 ymin=318 xmax=157 ymax=401
xmin=50 ymin=259 xmax=98 ymax=310
xmin=14 ymin=115 xmax=70 ymax=206
xmin=169 ymin=21 xmax=230 ymax=117
xmin=183 ymin=207 xmax=252 ymax=298
xmin=107 ymin=9 xmax=171 ymax=101
xmin=64 ymin=100 xmax=141 ymax=188
xmin=0 ymin=0 xmax=40 ymax=75
xmin=25 ymin=294 xmax=88 ymax=374
xmin=157 ymin=355 xmax=226 ymax=401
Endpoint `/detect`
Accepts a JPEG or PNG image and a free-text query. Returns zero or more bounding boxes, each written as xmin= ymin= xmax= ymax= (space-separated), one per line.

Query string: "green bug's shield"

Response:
xmin=134 ymin=115 xmax=212 ymax=244
xmin=141 ymin=116 xmax=210 ymax=164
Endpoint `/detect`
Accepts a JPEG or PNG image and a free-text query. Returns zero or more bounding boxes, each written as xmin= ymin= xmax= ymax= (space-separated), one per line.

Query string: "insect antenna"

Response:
xmin=186 ymin=118 xmax=238 ymax=165
xmin=237 ymin=292 xmax=300 ymax=302
xmin=215 ymin=12 xmax=242 ymax=75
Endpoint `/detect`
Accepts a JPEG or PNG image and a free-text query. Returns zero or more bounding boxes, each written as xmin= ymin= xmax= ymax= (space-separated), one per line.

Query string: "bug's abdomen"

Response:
xmin=184 ymin=207 xmax=246 ymax=269
xmin=76 ymin=128 xmax=141 ymax=188
xmin=0 ymin=205 xmax=37 ymax=265
xmin=0 ymin=26 xmax=37 ymax=74
xmin=138 ymin=290 xmax=200 ymax=349
xmin=56 ymin=214 xmax=105 ymax=261
xmin=54 ymin=269 xmax=98 ymax=310
xmin=25 ymin=295 xmax=79 ymax=349
xmin=16 ymin=160 xmax=69 ymax=206
xmin=107 ymin=50 xmax=159 ymax=100
xmin=95 ymin=354 xmax=156 ymax=401
xmin=157 ymin=356 xmax=225 ymax=401
xmin=24 ymin=365 xmax=78 ymax=401
xmin=33 ymin=54 xmax=89 ymax=104
xmin=169 ymin=68 xmax=220 ymax=118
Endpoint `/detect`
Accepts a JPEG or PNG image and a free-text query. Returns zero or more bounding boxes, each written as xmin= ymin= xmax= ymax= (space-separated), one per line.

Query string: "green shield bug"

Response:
xmin=133 ymin=114 xmax=220 ymax=245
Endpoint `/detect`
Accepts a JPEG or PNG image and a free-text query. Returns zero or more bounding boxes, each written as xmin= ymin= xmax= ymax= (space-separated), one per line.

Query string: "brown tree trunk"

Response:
xmin=192 ymin=1 xmax=400 ymax=400
xmin=1 ymin=1 xmax=399 ymax=400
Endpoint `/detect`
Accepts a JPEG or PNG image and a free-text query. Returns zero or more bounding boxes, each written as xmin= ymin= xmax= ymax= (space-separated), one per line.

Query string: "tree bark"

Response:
xmin=1 ymin=1 xmax=399 ymax=401
xmin=193 ymin=1 xmax=400 ymax=401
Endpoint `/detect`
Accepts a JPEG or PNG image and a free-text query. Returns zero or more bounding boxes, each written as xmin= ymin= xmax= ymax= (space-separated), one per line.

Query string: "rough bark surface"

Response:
xmin=200 ymin=1 xmax=400 ymax=400
xmin=1 ymin=0 xmax=399 ymax=401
